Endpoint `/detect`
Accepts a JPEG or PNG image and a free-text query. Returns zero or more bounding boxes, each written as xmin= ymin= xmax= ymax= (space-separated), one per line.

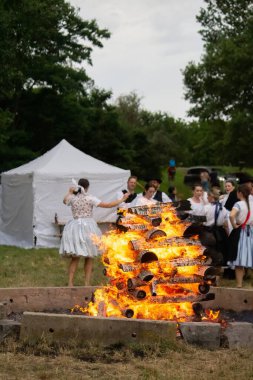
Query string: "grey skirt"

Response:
xmin=59 ymin=218 xmax=102 ymax=257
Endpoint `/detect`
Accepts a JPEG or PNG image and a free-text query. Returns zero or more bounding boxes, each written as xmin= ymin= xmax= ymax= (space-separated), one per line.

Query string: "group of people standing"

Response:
xmin=188 ymin=179 xmax=253 ymax=287
xmin=59 ymin=174 xmax=253 ymax=289
xmin=116 ymin=176 xmax=172 ymax=208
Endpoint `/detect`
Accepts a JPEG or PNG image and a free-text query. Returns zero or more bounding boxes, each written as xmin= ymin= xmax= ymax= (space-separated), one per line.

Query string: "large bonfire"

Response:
xmin=83 ymin=201 xmax=220 ymax=322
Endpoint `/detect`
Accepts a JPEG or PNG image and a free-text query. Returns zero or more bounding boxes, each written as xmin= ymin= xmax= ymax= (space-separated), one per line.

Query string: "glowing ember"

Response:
xmin=83 ymin=201 xmax=220 ymax=322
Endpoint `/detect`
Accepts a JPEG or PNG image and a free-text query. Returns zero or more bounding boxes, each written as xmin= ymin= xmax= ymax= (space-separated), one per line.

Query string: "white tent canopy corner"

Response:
xmin=0 ymin=139 xmax=130 ymax=248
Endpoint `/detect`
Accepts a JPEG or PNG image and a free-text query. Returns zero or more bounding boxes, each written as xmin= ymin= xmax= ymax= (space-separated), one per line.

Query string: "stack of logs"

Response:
xmin=90 ymin=200 xmax=222 ymax=320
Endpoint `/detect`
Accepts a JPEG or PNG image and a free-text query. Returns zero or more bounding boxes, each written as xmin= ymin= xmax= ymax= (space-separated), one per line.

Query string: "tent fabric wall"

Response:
xmin=0 ymin=173 xmax=34 ymax=247
xmin=0 ymin=140 xmax=130 ymax=248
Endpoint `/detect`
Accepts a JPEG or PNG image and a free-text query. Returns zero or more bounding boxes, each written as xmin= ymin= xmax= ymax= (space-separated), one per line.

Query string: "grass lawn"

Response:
xmin=0 ymin=338 xmax=253 ymax=380
xmin=0 ymin=246 xmax=106 ymax=288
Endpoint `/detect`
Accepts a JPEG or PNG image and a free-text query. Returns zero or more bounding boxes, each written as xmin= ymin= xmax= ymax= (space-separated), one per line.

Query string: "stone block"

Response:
xmin=179 ymin=322 xmax=221 ymax=349
xmin=203 ymin=287 xmax=253 ymax=312
xmin=20 ymin=312 xmax=177 ymax=346
xmin=223 ymin=322 xmax=253 ymax=348
xmin=0 ymin=286 xmax=98 ymax=313
xmin=0 ymin=302 xmax=8 ymax=320
xmin=0 ymin=320 xmax=21 ymax=342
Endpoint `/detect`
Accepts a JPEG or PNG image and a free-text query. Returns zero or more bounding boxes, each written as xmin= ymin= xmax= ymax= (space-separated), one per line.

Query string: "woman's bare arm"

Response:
xmin=63 ymin=187 xmax=75 ymax=204
xmin=229 ymin=207 xmax=239 ymax=229
xmin=98 ymin=193 xmax=130 ymax=208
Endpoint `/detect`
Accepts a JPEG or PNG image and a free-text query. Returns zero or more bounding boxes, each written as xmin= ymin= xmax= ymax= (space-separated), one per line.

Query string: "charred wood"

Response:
xmin=128 ymin=236 xmax=203 ymax=252
xmin=203 ymin=248 xmax=223 ymax=266
xmin=128 ymin=200 xmax=191 ymax=215
xmin=198 ymin=283 xmax=210 ymax=294
xmin=142 ymin=216 xmax=162 ymax=226
xmin=128 ymin=289 xmax=147 ymax=299
xmin=119 ymin=258 xmax=209 ymax=273
xmin=192 ymin=302 xmax=203 ymax=316
xmin=145 ymin=228 xmax=167 ymax=240
xmin=124 ymin=309 xmax=134 ymax=318
xmin=137 ymin=250 xmax=158 ymax=263
xmin=138 ymin=270 xmax=154 ymax=281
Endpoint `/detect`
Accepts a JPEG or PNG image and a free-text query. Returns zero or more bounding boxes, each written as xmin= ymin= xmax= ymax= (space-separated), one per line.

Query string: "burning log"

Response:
xmin=183 ymin=224 xmax=203 ymax=238
xmin=127 ymin=271 xmax=212 ymax=292
xmin=116 ymin=282 xmax=125 ymax=290
xmin=184 ymin=215 xmax=207 ymax=223
xmin=147 ymin=292 xmax=214 ymax=304
xmin=145 ymin=228 xmax=167 ymax=240
xmin=150 ymin=281 xmax=157 ymax=296
xmin=122 ymin=223 xmax=148 ymax=231
xmin=119 ymin=263 xmax=138 ymax=272
xmin=128 ymin=239 xmax=143 ymax=251
xmin=201 ymin=293 xmax=215 ymax=301
xmin=128 ymin=200 xmax=191 ymax=215
xmin=157 ymin=274 xmax=204 ymax=284
xmin=116 ymin=217 xmax=163 ymax=231
xmin=128 ymin=236 xmax=203 ymax=252
xmin=124 ymin=309 xmax=134 ymax=318
xmin=138 ymin=270 xmax=154 ymax=281
xmin=199 ymin=230 xmax=217 ymax=247
xmin=128 ymin=205 xmax=164 ymax=215
xmin=192 ymin=302 xmax=203 ymax=316
xmin=127 ymin=277 xmax=146 ymax=289
xmin=198 ymin=283 xmax=210 ymax=294
xmin=149 ymin=294 xmax=198 ymax=303
xmin=137 ymin=250 xmax=158 ymax=263
xmin=196 ymin=266 xmax=220 ymax=280
xmin=86 ymin=188 xmax=220 ymax=322
xmin=172 ymin=200 xmax=191 ymax=212
xmin=119 ymin=258 xmax=210 ymax=273
xmin=127 ymin=270 xmax=154 ymax=289
xmin=144 ymin=216 xmax=162 ymax=226
xmin=128 ymin=289 xmax=147 ymax=299
xmin=203 ymin=248 xmax=223 ymax=266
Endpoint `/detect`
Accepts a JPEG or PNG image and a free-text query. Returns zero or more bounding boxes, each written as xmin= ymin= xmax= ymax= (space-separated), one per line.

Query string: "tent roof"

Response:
xmin=3 ymin=139 xmax=128 ymax=177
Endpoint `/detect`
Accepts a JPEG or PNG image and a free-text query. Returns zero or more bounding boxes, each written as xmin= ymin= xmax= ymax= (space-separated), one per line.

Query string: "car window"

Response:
xmin=188 ymin=169 xmax=201 ymax=175
xmin=188 ymin=168 xmax=211 ymax=175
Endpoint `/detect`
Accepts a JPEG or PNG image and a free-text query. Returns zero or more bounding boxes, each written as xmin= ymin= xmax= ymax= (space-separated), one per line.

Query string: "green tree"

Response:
xmin=115 ymin=92 xmax=190 ymax=179
xmin=183 ymin=0 xmax=253 ymax=165
xmin=0 ymin=0 xmax=110 ymax=170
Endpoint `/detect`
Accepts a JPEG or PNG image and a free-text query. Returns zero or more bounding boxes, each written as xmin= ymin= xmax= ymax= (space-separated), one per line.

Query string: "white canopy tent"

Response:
xmin=0 ymin=139 xmax=130 ymax=248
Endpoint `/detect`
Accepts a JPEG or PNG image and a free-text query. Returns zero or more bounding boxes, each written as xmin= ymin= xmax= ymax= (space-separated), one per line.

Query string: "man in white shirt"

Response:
xmin=116 ymin=176 xmax=138 ymax=209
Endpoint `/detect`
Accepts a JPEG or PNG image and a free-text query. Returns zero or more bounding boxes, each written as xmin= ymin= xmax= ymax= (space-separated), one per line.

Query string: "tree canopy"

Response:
xmin=183 ymin=0 xmax=253 ymax=166
xmin=1 ymin=0 xmax=251 ymax=176
xmin=0 ymin=0 xmax=110 ymax=169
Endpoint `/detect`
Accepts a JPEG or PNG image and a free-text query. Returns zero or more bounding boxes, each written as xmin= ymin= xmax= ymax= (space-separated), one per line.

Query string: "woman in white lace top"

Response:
xmin=60 ymin=178 xmax=129 ymax=286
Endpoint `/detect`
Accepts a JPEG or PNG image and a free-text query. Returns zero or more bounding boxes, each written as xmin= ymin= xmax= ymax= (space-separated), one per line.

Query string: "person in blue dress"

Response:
xmin=227 ymin=184 xmax=253 ymax=288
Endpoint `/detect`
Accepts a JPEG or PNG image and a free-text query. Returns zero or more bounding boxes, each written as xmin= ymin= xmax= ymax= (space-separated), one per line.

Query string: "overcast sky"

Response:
xmin=69 ymin=0 xmax=204 ymax=119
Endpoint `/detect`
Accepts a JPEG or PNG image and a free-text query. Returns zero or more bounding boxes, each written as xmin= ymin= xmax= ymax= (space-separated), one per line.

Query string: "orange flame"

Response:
xmin=83 ymin=203 xmax=220 ymax=322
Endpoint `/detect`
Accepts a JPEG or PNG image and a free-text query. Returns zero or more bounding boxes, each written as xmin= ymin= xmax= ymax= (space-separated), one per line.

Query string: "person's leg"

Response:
xmin=235 ymin=266 xmax=244 ymax=288
xmin=84 ymin=257 xmax=93 ymax=286
xmin=68 ymin=257 xmax=80 ymax=287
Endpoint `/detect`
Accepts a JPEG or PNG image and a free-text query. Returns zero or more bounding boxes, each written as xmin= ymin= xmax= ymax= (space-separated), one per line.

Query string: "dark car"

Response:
xmin=184 ymin=166 xmax=241 ymax=191
xmin=184 ymin=167 xmax=218 ymax=186
xmin=184 ymin=166 xmax=238 ymax=189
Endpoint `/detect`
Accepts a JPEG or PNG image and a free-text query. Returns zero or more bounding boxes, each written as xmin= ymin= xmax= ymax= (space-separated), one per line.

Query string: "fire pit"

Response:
xmin=82 ymin=201 xmax=222 ymax=322
xmin=1 ymin=202 xmax=253 ymax=349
